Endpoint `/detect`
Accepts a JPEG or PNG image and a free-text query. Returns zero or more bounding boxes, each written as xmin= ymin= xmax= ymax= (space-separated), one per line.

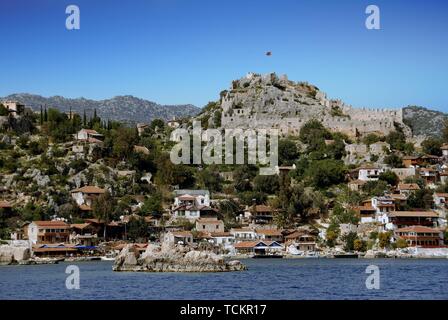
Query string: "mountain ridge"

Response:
xmin=1 ymin=93 xmax=200 ymax=124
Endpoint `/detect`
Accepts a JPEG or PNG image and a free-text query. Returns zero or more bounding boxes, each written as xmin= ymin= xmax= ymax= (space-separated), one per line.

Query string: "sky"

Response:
xmin=0 ymin=0 xmax=447 ymax=111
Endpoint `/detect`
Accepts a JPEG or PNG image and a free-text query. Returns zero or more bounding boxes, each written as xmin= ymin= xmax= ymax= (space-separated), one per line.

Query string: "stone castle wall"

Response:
xmin=220 ymin=73 xmax=407 ymax=137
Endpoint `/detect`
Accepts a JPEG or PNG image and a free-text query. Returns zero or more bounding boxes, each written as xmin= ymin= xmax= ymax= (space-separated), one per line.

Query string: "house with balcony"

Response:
xmin=209 ymin=232 xmax=235 ymax=247
xmin=355 ymin=166 xmax=385 ymax=181
xmin=382 ymin=211 xmax=439 ymax=231
xmin=27 ymin=221 xmax=70 ymax=244
xmin=255 ymin=229 xmax=283 ymax=242
xmin=371 ymin=196 xmax=396 ymax=218
xmin=418 ymin=167 xmax=439 ymax=186
xmin=172 ymin=189 xmax=217 ymax=221
xmin=69 ymin=223 xmax=98 ymax=247
xmin=230 ymin=227 xmax=258 ymax=241
xmin=394 ymin=226 xmax=444 ymax=247
xmin=245 ymin=205 xmax=275 ymax=225
xmin=397 ymin=183 xmax=420 ymax=195
xmin=233 ymin=240 xmax=283 ymax=255
xmin=353 ymin=205 xmax=377 ymax=223
xmin=402 ymin=155 xmax=423 ymax=168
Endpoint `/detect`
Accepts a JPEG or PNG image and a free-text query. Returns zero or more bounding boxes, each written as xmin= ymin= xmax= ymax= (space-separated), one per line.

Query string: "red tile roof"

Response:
xmin=33 ymin=221 xmax=69 ymax=228
xmin=71 ymin=186 xmax=106 ymax=194
xmin=395 ymin=226 xmax=441 ymax=234
xmin=388 ymin=211 xmax=438 ymax=218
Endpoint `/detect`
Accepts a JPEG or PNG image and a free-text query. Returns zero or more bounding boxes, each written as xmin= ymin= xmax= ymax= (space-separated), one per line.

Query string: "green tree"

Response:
xmin=362 ymin=133 xmax=381 ymax=146
xmin=406 ymin=189 xmax=433 ymax=209
xmin=421 ymin=137 xmax=442 ymax=156
xmin=283 ymin=184 xmax=324 ymax=223
xmin=396 ymin=238 xmax=408 ymax=249
xmin=331 ymin=204 xmax=359 ymax=224
xmin=305 ymin=159 xmax=346 ymax=188
xmin=253 ymin=175 xmax=280 ymax=194
xmin=0 ymin=104 xmax=8 ymax=116
xmin=386 ymin=128 xmax=406 ymax=151
xmin=379 ymin=171 xmax=399 ymax=186
xmin=362 ymin=180 xmax=389 ymax=197
xmin=299 ymin=119 xmax=331 ymax=153
xmin=354 ymin=239 xmax=367 ymax=252
xmin=378 ymin=232 xmax=392 ymax=249
xmin=278 ymin=139 xmax=299 ymax=165
xmin=384 ymin=153 xmax=403 ymax=168
xmin=197 ymin=166 xmax=223 ymax=193
xmin=326 ymin=223 xmax=340 ymax=247
xmin=140 ymin=193 xmax=164 ymax=217
xmin=92 ymin=191 xmax=116 ymax=239
xmin=342 ymin=231 xmax=358 ymax=252
xmin=127 ymin=216 xmax=149 ymax=242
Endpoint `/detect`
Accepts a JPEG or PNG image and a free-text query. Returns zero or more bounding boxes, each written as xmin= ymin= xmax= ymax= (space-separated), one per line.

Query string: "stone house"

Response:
xmin=163 ymin=231 xmax=194 ymax=245
xmin=195 ymin=218 xmax=224 ymax=233
xmin=74 ymin=128 xmax=104 ymax=143
xmin=391 ymin=167 xmax=416 ymax=181
xmin=70 ymin=186 xmax=106 ymax=209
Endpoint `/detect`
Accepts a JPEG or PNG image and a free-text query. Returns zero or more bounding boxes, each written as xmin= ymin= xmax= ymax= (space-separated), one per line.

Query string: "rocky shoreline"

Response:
xmin=113 ymin=243 xmax=247 ymax=272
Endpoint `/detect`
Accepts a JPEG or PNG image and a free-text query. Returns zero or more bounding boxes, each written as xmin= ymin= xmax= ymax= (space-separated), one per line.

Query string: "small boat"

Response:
xmin=333 ymin=253 xmax=359 ymax=259
xmin=253 ymin=254 xmax=283 ymax=259
xmin=100 ymin=253 xmax=116 ymax=261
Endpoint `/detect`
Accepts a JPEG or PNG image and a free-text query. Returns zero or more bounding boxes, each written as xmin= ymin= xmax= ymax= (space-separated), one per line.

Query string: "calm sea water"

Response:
xmin=0 ymin=259 xmax=447 ymax=300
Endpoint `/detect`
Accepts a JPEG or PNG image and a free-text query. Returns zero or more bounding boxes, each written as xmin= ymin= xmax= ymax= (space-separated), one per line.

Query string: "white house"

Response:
xmin=27 ymin=221 xmax=70 ymax=245
xmin=209 ymin=232 xmax=235 ymax=247
xmin=434 ymin=193 xmax=448 ymax=207
xmin=230 ymin=227 xmax=258 ymax=241
xmin=75 ymin=129 xmax=104 ymax=142
xmin=357 ymin=166 xmax=385 ymax=181
xmin=174 ymin=189 xmax=210 ymax=207
xmin=172 ymin=190 xmax=216 ymax=221
xmin=371 ymin=196 xmax=395 ymax=218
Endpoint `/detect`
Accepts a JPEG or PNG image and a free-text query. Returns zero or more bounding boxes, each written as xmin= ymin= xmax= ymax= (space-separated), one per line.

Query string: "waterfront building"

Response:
xmin=27 ymin=221 xmax=70 ymax=245
xmin=394 ymin=226 xmax=444 ymax=247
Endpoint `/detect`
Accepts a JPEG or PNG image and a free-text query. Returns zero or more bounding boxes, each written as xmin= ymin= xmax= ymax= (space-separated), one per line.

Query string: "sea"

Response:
xmin=0 ymin=258 xmax=447 ymax=300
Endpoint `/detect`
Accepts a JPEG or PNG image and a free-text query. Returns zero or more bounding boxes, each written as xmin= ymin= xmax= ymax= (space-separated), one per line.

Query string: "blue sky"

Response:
xmin=0 ymin=0 xmax=447 ymax=111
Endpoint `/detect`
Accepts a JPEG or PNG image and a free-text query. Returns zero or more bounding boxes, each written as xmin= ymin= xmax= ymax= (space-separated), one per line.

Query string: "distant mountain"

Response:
xmin=403 ymin=106 xmax=447 ymax=137
xmin=1 ymin=93 xmax=200 ymax=124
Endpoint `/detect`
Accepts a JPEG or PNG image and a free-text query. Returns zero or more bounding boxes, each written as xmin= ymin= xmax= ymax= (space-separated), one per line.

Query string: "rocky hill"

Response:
xmin=1 ymin=93 xmax=200 ymax=124
xmin=201 ymin=72 xmax=409 ymax=138
xmin=403 ymin=106 xmax=447 ymax=138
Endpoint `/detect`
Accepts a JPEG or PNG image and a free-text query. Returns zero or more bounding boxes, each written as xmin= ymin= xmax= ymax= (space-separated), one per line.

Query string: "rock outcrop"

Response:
xmin=0 ymin=245 xmax=31 ymax=265
xmin=206 ymin=72 xmax=411 ymax=138
xmin=113 ymin=243 xmax=247 ymax=272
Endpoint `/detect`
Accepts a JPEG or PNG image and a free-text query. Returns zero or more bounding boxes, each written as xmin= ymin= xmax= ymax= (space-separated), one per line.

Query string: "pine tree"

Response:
xmin=83 ymin=110 xmax=87 ymax=127
xmin=40 ymin=105 xmax=43 ymax=125
xmin=44 ymin=107 xmax=48 ymax=122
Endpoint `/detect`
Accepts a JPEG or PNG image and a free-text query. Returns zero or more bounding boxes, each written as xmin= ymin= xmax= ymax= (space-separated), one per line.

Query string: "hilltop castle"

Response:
xmin=219 ymin=73 xmax=410 ymax=138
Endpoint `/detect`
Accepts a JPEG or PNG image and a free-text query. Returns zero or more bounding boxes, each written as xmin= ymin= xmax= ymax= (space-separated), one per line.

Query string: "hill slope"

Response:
xmin=403 ymin=106 xmax=447 ymax=137
xmin=1 ymin=93 xmax=200 ymax=124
